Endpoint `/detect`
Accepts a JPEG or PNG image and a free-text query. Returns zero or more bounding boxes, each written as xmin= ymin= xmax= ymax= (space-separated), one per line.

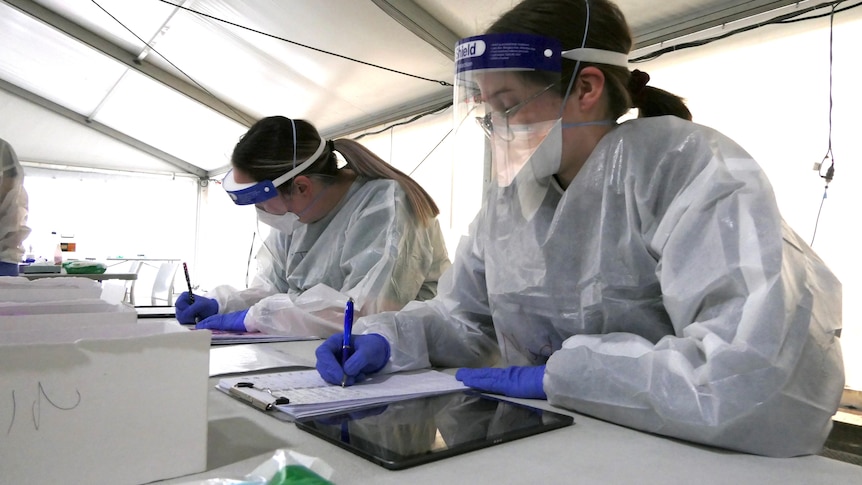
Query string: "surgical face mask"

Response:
xmin=492 ymin=119 xmax=559 ymax=187
xmin=493 ymin=117 xmax=616 ymax=187
xmin=256 ymin=207 xmax=298 ymax=234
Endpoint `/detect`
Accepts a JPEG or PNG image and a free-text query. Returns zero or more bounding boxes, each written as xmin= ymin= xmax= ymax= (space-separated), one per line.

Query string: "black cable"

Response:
xmin=810 ymin=189 xmax=828 ymax=247
xmin=777 ymin=0 xmax=859 ymax=23
xmin=810 ymin=3 xmax=839 ymax=247
xmin=352 ymin=102 xmax=452 ymax=140
xmin=94 ymin=0 xmax=454 ymax=143
xmin=409 ymin=129 xmax=453 ymax=177
xmin=90 ymin=0 xmax=255 ymax=125
xmin=155 ymin=0 xmax=452 ymax=87
xmin=631 ymin=1 xmax=862 ymax=63
xmin=348 ymin=103 xmax=453 ymax=176
xmin=245 ymin=231 xmax=255 ymax=288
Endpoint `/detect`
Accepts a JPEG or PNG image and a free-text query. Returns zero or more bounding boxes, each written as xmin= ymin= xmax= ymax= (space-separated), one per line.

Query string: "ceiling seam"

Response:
xmin=0 ymin=78 xmax=207 ymax=178
xmin=3 ymin=0 xmax=255 ymax=128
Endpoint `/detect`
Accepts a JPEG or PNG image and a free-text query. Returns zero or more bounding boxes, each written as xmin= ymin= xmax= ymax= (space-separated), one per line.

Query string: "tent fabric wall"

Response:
xmin=1 ymin=0 xmax=806 ymax=177
xmin=3 ymin=1 xmax=859 ymax=389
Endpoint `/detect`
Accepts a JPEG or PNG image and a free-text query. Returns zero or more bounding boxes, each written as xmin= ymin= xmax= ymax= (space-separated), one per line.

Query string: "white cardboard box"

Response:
xmin=0 ymin=276 xmax=103 ymax=302
xmin=0 ymin=322 xmax=210 ymax=484
xmin=0 ymin=299 xmax=138 ymax=331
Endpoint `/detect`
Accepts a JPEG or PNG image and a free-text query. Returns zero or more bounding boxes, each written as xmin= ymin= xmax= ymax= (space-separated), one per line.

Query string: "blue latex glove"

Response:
xmin=315 ymin=333 xmax=391 ymax=386
xmin=455 ymin=365 xmax=547 ymax=399
xmin=0 ymin=262 xmax=19 ymax=276
xmin=195 ymin=309 xmax=248 ymax=332
xmin=175 ymin=292 xmax=218 ymax=324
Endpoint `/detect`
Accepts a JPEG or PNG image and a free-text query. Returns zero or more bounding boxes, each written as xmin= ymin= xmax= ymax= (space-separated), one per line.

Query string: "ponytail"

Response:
xmin=234 ymin=116 xmax=440 ymax=225
xmin=331 ymin=138 xmax=440 ymax=225
xmin=628 ymin=69 xmax=692 ymax=121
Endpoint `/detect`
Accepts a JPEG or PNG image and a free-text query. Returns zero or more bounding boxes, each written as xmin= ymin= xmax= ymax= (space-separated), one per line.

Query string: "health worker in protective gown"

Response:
xmin=0 ymin=138 xmax=30 ymax=276
xmin=315 ymin=0 xmax=844 ymax=458
xmin=175 ymin=116 xmax=450 ymax=336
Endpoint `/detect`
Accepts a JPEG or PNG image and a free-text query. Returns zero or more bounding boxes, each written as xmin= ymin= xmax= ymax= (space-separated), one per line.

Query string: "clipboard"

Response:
xmin=227 ymin=382 xmax=290 ymax=411
xmin=217 ymin=369 xmax=468 ymax=419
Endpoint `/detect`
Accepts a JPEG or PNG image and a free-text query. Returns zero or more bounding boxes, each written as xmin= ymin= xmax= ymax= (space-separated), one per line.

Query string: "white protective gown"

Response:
xmin=355 ymin=116 xmax=844 ymax=457
xmin=0 ymin=139 xmax=30 ymax=266
xmin=208 ymin=177 xmax=450 ymax=336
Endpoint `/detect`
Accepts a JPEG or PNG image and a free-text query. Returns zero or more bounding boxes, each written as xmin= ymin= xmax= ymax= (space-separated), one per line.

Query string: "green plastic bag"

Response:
xmin=266 ymin=464 xmax=332 ymax=485
xmin=62 ymin=260 xmax=107 ymax=274
xmin=182 ymin=449 xmax=334 ymax=485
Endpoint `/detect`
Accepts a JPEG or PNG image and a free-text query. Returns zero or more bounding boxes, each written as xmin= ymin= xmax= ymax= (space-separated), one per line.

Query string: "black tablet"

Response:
xmin=295 ymin=390 xmax=574 ymax=470
xmin=135 ymin=306 xmax=177 ymax=318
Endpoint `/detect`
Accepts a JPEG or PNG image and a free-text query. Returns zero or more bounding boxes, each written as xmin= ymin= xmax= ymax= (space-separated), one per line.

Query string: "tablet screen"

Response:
xmin=295 ymin=390 xmax=574 ymax=470
xmin=135 ymin=306 xmax=177 ymax=318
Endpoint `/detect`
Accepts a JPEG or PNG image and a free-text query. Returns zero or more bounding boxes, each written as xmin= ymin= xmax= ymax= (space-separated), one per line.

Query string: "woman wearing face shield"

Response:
xmin=315 ymin=0 xmax=844 ymax=458
xmin=175 ymin=116 xmax=450 ymax=337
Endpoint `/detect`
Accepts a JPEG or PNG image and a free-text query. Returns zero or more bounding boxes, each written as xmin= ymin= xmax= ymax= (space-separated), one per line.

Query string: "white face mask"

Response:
xmin=256 ymin=207 xmax=298 ymax=234
xmin=493 ymin=117 xmax=618 ymax=188
xmin=492 ymin=119 xmax=561 ymax=187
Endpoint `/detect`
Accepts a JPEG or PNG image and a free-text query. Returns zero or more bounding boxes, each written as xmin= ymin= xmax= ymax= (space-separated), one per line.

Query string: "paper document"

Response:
xmin=209 ymin=330 xmax=319 ymax=345
xmin=218 ymin=369 xmax=467 ymax=419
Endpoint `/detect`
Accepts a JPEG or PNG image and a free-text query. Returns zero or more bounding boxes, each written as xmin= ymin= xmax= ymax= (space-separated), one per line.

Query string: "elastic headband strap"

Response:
xmin=270 ymin=137 xmax=327 ymax=187
xmin=561 ymin=48 xmax=629 ymax=68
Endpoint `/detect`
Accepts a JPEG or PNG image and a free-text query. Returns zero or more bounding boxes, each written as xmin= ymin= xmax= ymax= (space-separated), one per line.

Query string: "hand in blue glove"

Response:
xmin=195 ymin=309 xmax=248 ymax=332
xmin=455 ymin=365 xmax=547 ymax=399
xmin=175 ymin=292 xmax=218 ymax=324
xmin=315 ymin=333 xmax=391 ymax=387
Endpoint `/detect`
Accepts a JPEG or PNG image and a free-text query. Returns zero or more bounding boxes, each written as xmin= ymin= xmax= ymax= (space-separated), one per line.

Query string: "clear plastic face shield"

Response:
xmin=454 ymin=33 xmax=563 ymax=188
xmin=453 ymin=28 xmax=630 ymax=188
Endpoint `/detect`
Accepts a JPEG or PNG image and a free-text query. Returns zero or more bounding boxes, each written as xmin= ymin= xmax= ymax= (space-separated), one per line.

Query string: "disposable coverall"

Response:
xmin=208 ymin=177 xmax=450 ymax=336
xmin=0 ymin=139 xmax=30 ymax=274
xmin=355 ymin=116 xmax=844 ymax=457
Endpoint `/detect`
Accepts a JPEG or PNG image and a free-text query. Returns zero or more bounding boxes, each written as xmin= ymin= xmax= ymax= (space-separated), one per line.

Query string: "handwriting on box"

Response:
xmin=4 ymin=381 xmax=82 ymax=434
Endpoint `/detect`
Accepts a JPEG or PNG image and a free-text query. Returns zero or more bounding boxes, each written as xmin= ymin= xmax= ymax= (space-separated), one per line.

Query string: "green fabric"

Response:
xmin=266 ymin=465 xmax=333 ymax=485
xmin=62 ymin=260 xmax=107 ymax=274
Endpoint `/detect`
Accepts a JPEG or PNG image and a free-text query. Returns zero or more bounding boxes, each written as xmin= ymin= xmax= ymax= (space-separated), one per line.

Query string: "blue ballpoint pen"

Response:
xmin=341 ymin=298 xmax=354 ymax=387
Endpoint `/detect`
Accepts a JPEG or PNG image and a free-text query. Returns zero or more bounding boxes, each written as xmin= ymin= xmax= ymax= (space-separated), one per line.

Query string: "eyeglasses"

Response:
xmin=475 ymin=83 xmax=557 ymax=140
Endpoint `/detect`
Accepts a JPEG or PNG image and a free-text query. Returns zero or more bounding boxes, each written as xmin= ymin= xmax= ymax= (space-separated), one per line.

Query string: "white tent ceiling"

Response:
xmin=0 ymin=0 xmax=803 ymax=178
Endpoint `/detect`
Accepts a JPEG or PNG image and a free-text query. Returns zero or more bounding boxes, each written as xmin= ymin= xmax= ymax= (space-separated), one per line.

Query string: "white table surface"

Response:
xmin=153 ymin=339 xmax=862 ymax=485
xmin=20 ymin=271 xmax=137 ymax=281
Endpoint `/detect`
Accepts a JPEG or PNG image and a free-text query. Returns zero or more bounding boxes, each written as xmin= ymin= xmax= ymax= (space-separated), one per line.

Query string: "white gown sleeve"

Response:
xmin=544 ymin=126 xmax=843 ymax=457
xmin=356 ymin=213 xmax=499 ymax=372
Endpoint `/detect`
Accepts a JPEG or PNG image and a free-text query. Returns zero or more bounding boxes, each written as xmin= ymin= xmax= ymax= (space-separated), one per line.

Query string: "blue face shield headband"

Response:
xmin=453 ymin=30 xmax=629 ymax=138
xmin=222 ymin=136 xmax=327 ymax=206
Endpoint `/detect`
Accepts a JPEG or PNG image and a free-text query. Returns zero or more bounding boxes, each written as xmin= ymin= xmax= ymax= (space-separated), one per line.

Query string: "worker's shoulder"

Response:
xmin=355 ymin=177 xmax=406 ymax=199
xmin=619 ymin=116 xmax=745 ymax=153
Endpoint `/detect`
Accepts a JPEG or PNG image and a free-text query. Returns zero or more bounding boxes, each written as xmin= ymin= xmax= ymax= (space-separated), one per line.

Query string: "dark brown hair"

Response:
xmin=232 ymin=116 xmax=440 ymax=224
xmin=487 ymin=0 xmax=690 ymax=120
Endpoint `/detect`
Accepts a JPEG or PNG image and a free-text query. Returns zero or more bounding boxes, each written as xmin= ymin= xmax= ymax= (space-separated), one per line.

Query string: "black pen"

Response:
xmin=182 ymin=262 xmax=199 ymax=323
xmin=183 ymin=262 xmax=195 ymax=303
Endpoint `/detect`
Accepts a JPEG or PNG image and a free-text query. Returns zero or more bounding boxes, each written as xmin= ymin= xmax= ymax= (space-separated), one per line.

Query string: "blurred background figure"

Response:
xmin=0 ymin=138 xmax=30 ymax=276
